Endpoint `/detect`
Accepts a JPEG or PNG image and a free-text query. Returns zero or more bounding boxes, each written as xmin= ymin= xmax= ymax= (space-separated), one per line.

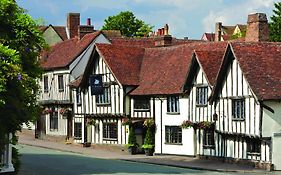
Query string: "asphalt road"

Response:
xmin=17 ymin=144 xmax=258 ymax=175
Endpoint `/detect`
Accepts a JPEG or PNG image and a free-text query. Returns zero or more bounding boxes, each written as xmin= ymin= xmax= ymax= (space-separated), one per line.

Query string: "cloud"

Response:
xmin=202 ymin=0 xmax=274 ymax=33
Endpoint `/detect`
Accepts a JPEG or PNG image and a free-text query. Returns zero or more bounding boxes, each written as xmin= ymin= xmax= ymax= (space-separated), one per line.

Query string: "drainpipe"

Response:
xmin=160 ymin=99 xmax=163 ymax=154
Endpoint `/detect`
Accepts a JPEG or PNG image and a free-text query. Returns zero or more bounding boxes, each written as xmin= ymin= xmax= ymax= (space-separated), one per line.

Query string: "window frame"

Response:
xmin=96 ymin=86 xmax=111 ymax=105
xmin=103 ymin=122 xmax=118 ymax=141
xmin=76 ymin=88 xmax=81 ymax=106
xmin=203 ymin=129 xmax=215 ymax=148
xmin=165 ymin=126 xmax=182 ymax=145
xmin=246 ymin=138 xmax=261 ymax=155
xmin=167 ymin=96 xmax=180 ymax=114
xmin=232 ymin=98 xmax=245 ymax=120
xmin=58 ymin=74 xmax=64 ymax=92
xmin=133 ymin=96 xmax=150 ymax=112
xmin=43 ymin=75 xmax=48 ymax=93
xmin=74 ymin=122 xmax=82 ymax=140
xmin=50 ymin=110 xmax=58 ymax=131
xmin=196 ymin=86 xmax=208 ymax=106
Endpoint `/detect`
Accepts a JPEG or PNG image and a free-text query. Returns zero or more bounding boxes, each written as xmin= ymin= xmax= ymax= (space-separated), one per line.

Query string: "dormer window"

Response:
xmin=134 ymin=97 xmax=150 ymax=112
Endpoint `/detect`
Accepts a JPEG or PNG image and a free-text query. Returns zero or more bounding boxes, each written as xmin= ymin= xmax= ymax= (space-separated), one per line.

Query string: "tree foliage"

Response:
xmin=0 ymin=0 xmax=46 ymax=154
xmin=269 ymin=2 xmax=281 ymax=41
xmin=102 ymin=11 xmax=153 ymax=37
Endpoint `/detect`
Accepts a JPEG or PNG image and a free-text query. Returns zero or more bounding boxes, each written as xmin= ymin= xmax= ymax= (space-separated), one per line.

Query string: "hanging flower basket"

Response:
xmin=181 ymin=120 xmax=194 ymax=129
xmin=197 ymin=121 xmax=215 ymax=130
xmin=60 ymin=108 xmax=72 ymax=117
xmin=122 ymin=118 xmax=132 ymax=126
xmin=42 ymin=108 xmax=53 ymax=115
xmin=143 ymin=119 xmax=155 ymax=128
xmin=86 ymin=118 xmax=96 ymax=126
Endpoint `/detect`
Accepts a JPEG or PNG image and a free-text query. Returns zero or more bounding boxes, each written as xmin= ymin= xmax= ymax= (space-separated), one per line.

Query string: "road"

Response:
xmin=17 ymin=144 xmax=259 ymax=175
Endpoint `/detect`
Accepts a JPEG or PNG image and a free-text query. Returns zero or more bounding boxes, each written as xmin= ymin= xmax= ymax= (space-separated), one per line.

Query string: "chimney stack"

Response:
xmin=78 ymin=18 xmax=94 ymax=39
xmin=215 ymin=22 xmax=222 ymax=42
xmin=67 ymin=13 xmax=80 ymax=39
xmin=155 ymin=24 xmax=172 ymax=47
xmin=245 ymin=13 xmax=269 ymax=42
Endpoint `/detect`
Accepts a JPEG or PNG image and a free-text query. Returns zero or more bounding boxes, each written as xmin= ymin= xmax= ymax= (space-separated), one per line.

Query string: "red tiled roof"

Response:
xmin=202 ymin=33 xmax=215 ymax=41
xmin=231 ymin=42 xmax=281 ymax=100
xmin=96 ymin=43 xmax=145 ymax=86
xmin=53 ymin=26 xmax=68 ymax=41
xmin=69 ymin=75 xmax=83 ymax=88
xmin=194 ymin=43 xmax=227 ymax=86
xmin=131 ymin=42 xmax=228 ymax=95
xmin=110 ymin=37 xmax=156 ymax=48
xmin=39 ymin=25 xmax=68 ymax=41
xmin=40 ymin=31 xmax=101 ymax=70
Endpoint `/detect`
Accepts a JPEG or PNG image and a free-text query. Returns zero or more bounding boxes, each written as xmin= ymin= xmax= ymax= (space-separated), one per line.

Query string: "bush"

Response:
xmin=12 ymin=147 xmax=21 ymax=174
xmin=127 ymin=126 xmax=137 ymax=148
xmin=142 ymin=127 xmax=154 ymax=149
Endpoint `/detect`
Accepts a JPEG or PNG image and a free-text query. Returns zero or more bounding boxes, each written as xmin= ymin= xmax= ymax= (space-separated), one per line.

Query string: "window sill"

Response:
xmin=44 ymin=91 xmax=49 ymax=93
xmin=166 ymin=112 xmax=180 ymax=115
xmin=196 ymin=104 xmax=208 ymax=107
xmin=96 ymin=103 xmax=111 ymax=106
xmin=164 ymin=143 xmax=183 ymax=145
xmin=232 ymin=118 xmax=245 ymax=121
xmin=77 ymin=103 xmax=82 ymax=106
xmin=247 ymin=152 xmax=261 ymax=156
xmin=58 ymin=89 xmax=64 ymax=92
xmin=74 ymin=137 xmax=82 ymax=140
xmin=134 ymin=109 xmax=150 ymax=112
xmin=203 ymin=145 xmax=215 ymax=149
xmin=103 ymin=138 xmax=118 ymax=141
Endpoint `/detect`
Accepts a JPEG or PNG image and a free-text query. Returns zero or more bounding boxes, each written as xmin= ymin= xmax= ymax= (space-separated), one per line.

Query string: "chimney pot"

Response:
xmin=87 ymin=18 xmax=91 ymax=25
xmin=161 ymin=28 xmax=165 ymax=36
xmin=164 ymin=24 xmax=169 ymax=35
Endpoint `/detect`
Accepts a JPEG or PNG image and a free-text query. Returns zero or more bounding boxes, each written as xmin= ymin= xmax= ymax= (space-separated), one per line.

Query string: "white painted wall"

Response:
xmin=154 ymin=97 xmax=196 ymax=155
xmin=262 ymin=101 xmax=281 ymax=137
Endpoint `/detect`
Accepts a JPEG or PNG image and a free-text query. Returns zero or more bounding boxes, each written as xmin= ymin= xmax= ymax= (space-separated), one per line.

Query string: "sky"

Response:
xmin=17 ymin=0 xmax=276 ymax=39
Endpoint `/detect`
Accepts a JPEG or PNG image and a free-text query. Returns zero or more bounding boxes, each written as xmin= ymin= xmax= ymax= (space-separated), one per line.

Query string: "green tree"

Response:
xmin=102 ymin=11 xmax=153 ymax=37
xmin=0 ymin=0 xmax=46 ymax=157
xmin=269 ymin=2 xmax=281 ymax=41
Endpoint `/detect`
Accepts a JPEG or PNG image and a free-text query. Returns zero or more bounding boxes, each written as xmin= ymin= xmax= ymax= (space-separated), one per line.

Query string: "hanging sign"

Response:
xmin=89 ymin=74 xmax=104 ymax=95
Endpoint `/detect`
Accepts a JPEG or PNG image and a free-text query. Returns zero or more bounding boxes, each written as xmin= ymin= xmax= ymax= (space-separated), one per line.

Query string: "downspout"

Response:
xmin=160 ymin=98 xmax=163 ymax=154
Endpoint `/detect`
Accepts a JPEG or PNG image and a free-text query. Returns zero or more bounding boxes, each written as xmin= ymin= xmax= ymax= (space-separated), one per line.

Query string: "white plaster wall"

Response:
xmin=262 ymin=101 xmax=281 ymax=137
xmin=272 ymin=133 xmax=281 ymax=170
xmin=155 ymin=97 xmax=195 ymax=155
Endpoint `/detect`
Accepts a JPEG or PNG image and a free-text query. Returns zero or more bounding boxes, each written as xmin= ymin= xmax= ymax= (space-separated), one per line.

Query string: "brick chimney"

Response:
xmin=215 ymin=22 xmax=222 ymax=42
xmin=155 ymin=24 xmax=172 ymax=47
xmin=79 ymin=18 xmax=94 ymax=39
xmin=245 ymin=13 xmax=269 ymax=42
xmin=67 ymin=13 xmax=80 ymax=39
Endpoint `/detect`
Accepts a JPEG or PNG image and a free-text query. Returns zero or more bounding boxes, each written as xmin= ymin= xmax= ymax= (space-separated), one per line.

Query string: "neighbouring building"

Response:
xmin=37 ymin=12 xmax=111 ymax=140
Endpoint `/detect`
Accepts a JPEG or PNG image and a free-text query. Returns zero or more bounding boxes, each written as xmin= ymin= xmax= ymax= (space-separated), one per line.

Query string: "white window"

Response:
xmin=103 ymin=123 xmax=118 ymax=140
xmin=203 ymin=130 xmax=215 ymax=148
xmin=232 ymin=99 xmax=245 ymax=120
xmin=96 ymin=87 xmax=110 ymax=105
xmin=196 ymin=86 xmax=208 ymax=106
xmin=50 ymin=110 xmax=58 ymax=130
xmin=167 ymin=96 xmax=180 ymax=113
xmin=165 ymin=126 xmax=182 ymax=144
xmin=134 ymin=97 xmax=150 ymax=111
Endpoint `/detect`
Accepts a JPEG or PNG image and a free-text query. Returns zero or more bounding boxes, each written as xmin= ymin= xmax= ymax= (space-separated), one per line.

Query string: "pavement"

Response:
xmin=17 ymin=129 xmax=275 ymax=174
